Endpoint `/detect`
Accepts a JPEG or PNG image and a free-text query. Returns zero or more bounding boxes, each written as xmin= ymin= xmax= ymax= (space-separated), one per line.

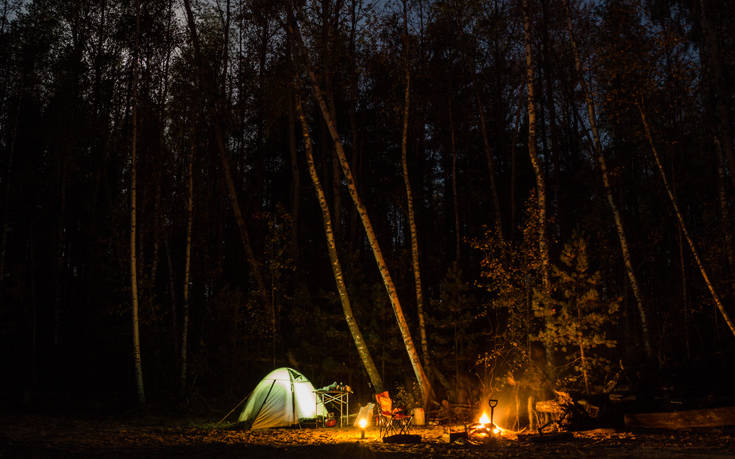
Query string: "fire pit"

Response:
xmin=467 ymin=399 xmax=503 ymax=444
xmin=449 ymin=399 xmax=506 ymax=445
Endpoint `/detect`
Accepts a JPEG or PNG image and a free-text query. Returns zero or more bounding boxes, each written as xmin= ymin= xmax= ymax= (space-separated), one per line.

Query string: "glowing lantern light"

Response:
xmin=359 ymin=418 xmax=367 ymax=439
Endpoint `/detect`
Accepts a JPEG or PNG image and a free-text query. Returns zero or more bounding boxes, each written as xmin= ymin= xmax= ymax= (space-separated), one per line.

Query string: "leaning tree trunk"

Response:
xmin=639 ymin=105 xmax=735 ymax=338
xmin=522 ymin=0 xmax=550 ymax=291
xmin=181 ymin=0 xmax=268 ymax=312
xmin=130 ymin=0 xmax=145 ymax=405
xmin=289 ymin=15 xmax=432 ymax=406
xmin=288 ymin=84 xmax=300 ymax=256
xmin=180 ymin=143 xmax=194 ymax=394
xmin=294 ymin=89 xmax=384 ymax=393
xmin=400 ymin=0 xmax=430 ymax=373
xmin=562 ymin=0 xmax=652 ymax=359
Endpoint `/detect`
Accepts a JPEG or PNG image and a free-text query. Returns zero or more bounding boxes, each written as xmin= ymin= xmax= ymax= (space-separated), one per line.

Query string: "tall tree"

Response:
xmin=562 ymin=0 xmax=652 ymax=359
xmin=289 ymin=11 xmax=432 ymax=406
xmin=639 ymin=105 xmax=735 ymax=338
xmin=522 ymin=0 xmax=550 ymax=291
xmin=400 ymin=0 xmax=430 ymax=373
xmin=181 ymin=0 xmax=268 ymax=311
xmin=295 ymin=87 xmax=384 ymax=393
xmin=180 ymin=142 xmax=194 ymax=393
xmin=130 ymin=0 xmax=145 ymax=405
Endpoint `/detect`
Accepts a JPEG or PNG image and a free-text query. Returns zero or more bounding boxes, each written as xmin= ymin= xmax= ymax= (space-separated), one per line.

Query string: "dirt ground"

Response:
xmin=2 ymin=414 xmax=735 ymax=458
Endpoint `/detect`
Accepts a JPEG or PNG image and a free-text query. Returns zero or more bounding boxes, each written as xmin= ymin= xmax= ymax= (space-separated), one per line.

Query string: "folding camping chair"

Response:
xmin=375 ymin=391 xmax=413 ymax=438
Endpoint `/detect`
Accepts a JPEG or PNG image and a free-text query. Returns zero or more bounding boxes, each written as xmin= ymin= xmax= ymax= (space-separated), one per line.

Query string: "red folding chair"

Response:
xmin=375 ymin=391 xmax=413 ymax=438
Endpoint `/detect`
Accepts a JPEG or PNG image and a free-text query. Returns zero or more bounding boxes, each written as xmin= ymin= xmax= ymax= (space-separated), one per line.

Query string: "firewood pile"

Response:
xmin=534 ymin=390 xmax=600 ymax=433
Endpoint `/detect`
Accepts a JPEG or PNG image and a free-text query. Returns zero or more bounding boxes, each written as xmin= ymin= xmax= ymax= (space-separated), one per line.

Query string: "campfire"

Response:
xmin=478 ymin=412 xmax=502 ymax=435
xmin=446 ymin=399 xmax=510 ymax=445
xmin=466 ymin=399 xmax=502 ymax=443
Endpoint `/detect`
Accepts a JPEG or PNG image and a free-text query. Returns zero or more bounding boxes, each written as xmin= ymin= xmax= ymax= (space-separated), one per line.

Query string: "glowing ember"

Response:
xmin=358 ymin=418 xmax=367 ymax=429
xmin=493 ymin=426 xmax=501 ymax=435
xmin=479 ymin=412 xmax=490 ymax=425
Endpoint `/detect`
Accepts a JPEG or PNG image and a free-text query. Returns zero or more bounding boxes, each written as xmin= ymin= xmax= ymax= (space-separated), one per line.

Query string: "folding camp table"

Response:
xmin=314 ymin=389 xmax=350 ymax=428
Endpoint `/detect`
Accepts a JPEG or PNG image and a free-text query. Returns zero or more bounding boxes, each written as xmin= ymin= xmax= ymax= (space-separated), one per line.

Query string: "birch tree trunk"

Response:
xmin=400 ymin=0 xmax=429 ymax=372
xmin=130 ymin=0 xmax=145 ymax=405
xmin=522 ymin=0 xmax=550 ymax=291
xmin=180 ymin=143 xmax=194 ymax=393
xmin=289 ymin=15 xmax=432 ymax=406
xmin=295 ymin=90 xmax=384 ymax=393
xmin=562 ymin=0 xmax=652 ymax=358
xmin=639 ymin=106 xmax=735 ymax=338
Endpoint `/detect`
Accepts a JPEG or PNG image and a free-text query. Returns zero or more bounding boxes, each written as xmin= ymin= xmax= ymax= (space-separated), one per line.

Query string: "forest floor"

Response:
xmin=2 ymin=414 xmax=735 ymax=457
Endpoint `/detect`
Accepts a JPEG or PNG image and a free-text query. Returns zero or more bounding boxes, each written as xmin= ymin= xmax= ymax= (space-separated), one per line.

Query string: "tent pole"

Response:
xmin=291 ymin=372 xmax=297 ymax=426
xmin=251 ymin=380 xmax=277 ymax=429
xmin=215 ymin=389 xmax=253 ymax=426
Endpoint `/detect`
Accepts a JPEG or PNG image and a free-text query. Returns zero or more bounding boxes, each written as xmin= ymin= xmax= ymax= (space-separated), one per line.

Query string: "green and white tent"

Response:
xmin=238 ymin=367 xmax=327 ymax=429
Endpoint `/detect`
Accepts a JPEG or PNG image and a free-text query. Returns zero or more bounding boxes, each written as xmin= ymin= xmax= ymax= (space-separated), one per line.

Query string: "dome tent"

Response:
xmin=238 ymin=367 xmax=327 ymax=429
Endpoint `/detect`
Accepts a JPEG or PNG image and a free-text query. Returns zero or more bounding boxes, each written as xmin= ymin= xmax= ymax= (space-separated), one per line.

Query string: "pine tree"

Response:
xmin=532 ymin=237 xmax=618 ymax=394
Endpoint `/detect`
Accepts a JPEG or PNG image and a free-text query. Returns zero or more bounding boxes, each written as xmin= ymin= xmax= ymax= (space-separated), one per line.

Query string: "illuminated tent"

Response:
xmin=238 ymin=367 xmax=327 ymax=429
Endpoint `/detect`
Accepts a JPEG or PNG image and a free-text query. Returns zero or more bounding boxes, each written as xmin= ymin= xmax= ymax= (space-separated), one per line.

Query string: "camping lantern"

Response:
xmin=359 ymin=418 xmax=367 ymax=438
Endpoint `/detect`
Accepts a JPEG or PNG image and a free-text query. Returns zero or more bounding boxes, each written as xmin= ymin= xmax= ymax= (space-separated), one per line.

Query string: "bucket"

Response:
xmin=412 ymin=407 xmax=425 ymax=426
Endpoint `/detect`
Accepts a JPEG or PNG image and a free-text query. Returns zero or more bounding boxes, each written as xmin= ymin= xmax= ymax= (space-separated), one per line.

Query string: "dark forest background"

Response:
xmin=1 ymin=0 xmax=735 ymax=417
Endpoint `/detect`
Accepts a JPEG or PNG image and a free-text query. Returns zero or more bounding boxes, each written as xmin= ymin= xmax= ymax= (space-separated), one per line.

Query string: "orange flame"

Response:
xmin=479 ymin=412 xmax=490 ymax=425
